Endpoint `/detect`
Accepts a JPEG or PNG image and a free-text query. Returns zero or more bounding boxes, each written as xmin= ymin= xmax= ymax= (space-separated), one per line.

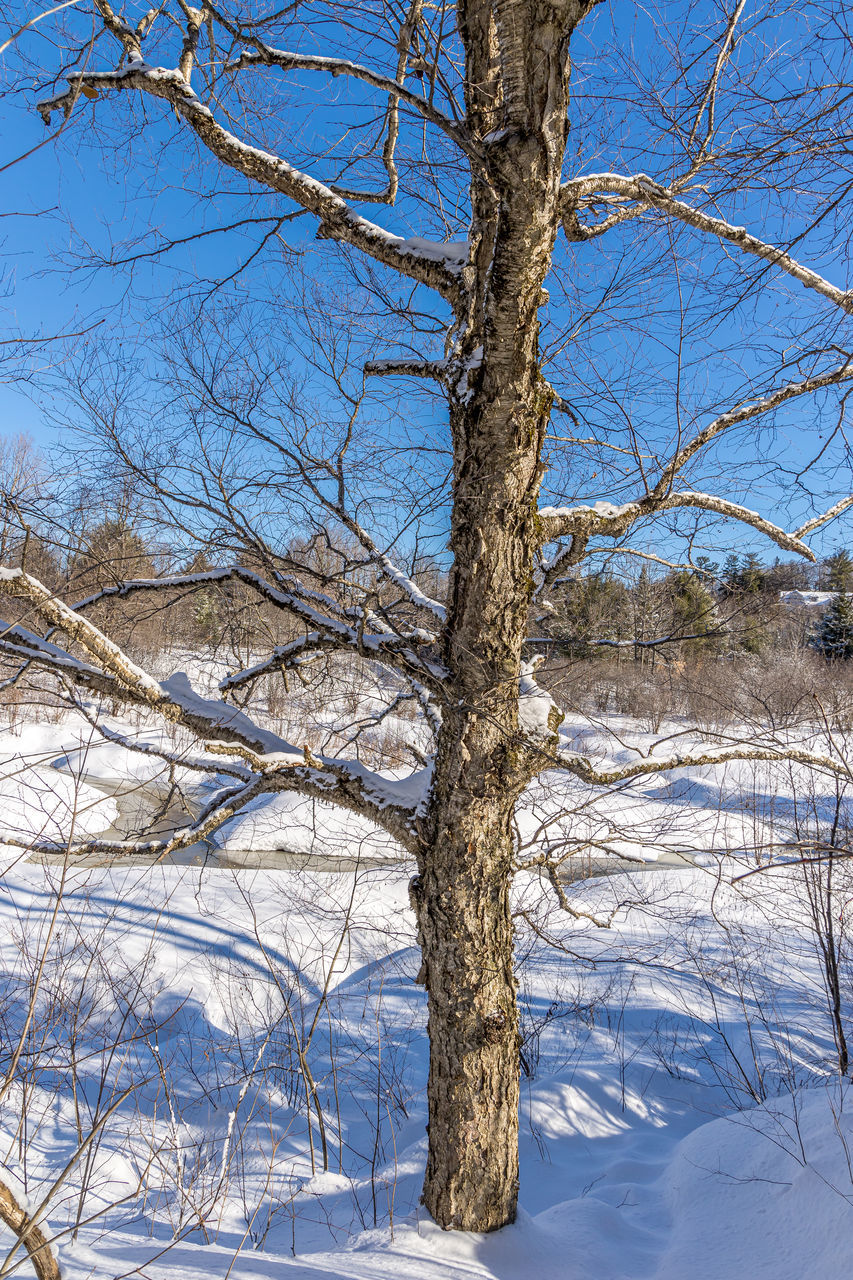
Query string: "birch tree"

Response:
xmin=2 ymin=0 xmax=853 ymax=1233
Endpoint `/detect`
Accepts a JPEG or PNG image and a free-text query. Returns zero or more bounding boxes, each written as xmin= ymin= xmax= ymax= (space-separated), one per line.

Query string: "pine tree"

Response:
xmin=722 ymin=553 xmax=741 ymax=591
xmin=814 ymin=589 xmax=853 ymax=659
xmin=667 ymin=570 xmax=717 ymax=646
xmin=738 ymin=553 xmax=765 ymax=594
xmin=555 ymin=571 xmax=630 ymax=654
xmin=823 ymin=549 xmax=853 ymax=592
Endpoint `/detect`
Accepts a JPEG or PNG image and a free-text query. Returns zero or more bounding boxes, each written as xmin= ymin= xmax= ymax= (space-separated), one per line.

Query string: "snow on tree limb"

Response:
xmin=63 ymin=566 xmax=445 ymax=688
xmin=37 ymin=66 xmax=466 ymax=307
xmin=0 ymin=757 xmax=422 ymax=859
xmin=90 ymin=722 xmax=254 ymax=781
xmin=518 ymin=657 xmax=563 ymax=742
xmin=553 ymin=744 xmax=853 ymax=787
xmin=0 ymin=567 xmax=165 ymax=698
xmin=0 ymin=776 xmax=269 ymax=861
xmin=794 ymin=495 xmax=853 ymax=538
xmin=538 ymin=358 xmax=853 ymax=568
xmin=220 ymin=635 xmax=336 ymax=691
xmin=651 ymin=357 xmax=853 ymax=498
xmin=221 ymin=48 xmax=473 ymax=159
xmin=0 ymin=568 xmax=426 ymax=847
xmin=560 ymin=172 xmax=853 ymax=314
xmin=331 ymin=522 xmax=447 ymax=622
xmin=538 ymin=493 xmax=818 ymax=560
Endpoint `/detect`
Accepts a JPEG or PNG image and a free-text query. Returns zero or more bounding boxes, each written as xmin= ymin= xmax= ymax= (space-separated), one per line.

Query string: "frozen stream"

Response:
xmin=30 ymin=771 xmax=703 ymax=877
xmin=30 ymin=773 xmax=405 ymax=870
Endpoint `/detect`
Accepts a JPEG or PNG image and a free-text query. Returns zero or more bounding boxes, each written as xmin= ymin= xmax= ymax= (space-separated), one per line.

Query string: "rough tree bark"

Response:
xmin=414 ymin=1 xmax=588 ymax=1228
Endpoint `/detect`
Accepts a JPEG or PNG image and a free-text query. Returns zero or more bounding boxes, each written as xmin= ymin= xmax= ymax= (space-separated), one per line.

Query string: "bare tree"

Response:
xmin=3 ymin=0 xmax=853 ymax=1233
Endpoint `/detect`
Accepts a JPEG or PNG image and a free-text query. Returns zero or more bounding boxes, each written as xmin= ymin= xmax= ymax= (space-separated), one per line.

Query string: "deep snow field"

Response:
xmin=2 ymin=685 xmax=853 ymax=1280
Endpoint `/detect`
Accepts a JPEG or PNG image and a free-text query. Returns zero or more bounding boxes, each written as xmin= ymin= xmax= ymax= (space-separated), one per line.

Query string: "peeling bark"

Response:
xmin=412 ymin=0 xmax=592 ymax=1230
xmin=0 ymin=1179 xmax=61 ymax=1280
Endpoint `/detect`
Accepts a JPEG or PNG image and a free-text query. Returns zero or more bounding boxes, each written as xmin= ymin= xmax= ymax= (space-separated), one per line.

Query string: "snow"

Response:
xmin=160 ymin=670 xmax=298 ymax=755
xmin=519 ymin=657 xmax=561 ymax=739
xmin=40 ymin=68 xmax=465 ymax=301
xmin=0 ymin=845 xmax=851 ymax=1278
xmin=3 ymin=698 xmax=853 ymax=1278
xmin=0 ymin=721 xmax=120 ymax=846
xmin=211 ymin=790 xmax=399 ymax=857
xmin=397 ymin=236 xmax=468 ymax=269
xmin=781 ymin=590 xmax=837 ymax=607
xmin=367 ymin=555 xmax=446 ymax=621
xmin=453 ymin=344 xmax=484 ymax=402
xmin=539 ymin=500 xmax=637 ymax=523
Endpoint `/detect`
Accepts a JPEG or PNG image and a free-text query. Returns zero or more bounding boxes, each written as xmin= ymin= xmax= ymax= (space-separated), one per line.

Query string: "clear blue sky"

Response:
xmin=1 ymin=1 xmax=851 ymax=566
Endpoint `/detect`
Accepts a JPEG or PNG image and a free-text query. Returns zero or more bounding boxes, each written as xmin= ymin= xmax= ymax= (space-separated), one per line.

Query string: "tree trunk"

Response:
xmin=414 ymin=0 xmax=589 ymax=1231
xmin=416 ymin=783 xmax=520 ymax=1231
xmin=416 ymin=366 xmax=550 ymax=1228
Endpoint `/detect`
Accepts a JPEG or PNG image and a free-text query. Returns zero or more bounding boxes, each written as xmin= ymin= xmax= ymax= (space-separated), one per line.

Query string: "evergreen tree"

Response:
xmin=823 ymin=549 xmax=853 ymax=592
xmin=667 ymin=570 xmax=717 ymax=645
xmin=738 ymin=553 xmax=765 ymax=594
xmin=722 ymin=553 xmax=741 ymax=591
xmin=814 ymin=589 xmax=853 ymax=659
xmin=554 ymin=571 xmax=630 ymax=654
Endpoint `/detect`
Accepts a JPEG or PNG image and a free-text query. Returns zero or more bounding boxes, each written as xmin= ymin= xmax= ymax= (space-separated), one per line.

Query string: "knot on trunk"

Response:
xmin=481 ymin=1008 xmax=509 ymax=1044
xmin=408 ymin=872 xmax=423 ymax=911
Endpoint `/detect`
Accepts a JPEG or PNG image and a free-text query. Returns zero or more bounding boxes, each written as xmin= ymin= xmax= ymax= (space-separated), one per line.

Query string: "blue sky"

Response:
xmin=1 ymin=1 xmax=851 ymax=566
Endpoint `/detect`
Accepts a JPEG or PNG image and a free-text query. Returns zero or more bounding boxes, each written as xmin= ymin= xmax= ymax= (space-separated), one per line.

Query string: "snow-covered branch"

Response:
xmin=333 ymin=524 xmax=447 ymax=623
xmin=560 ymin=172 xmax=853 ymax=314
xmin=65 ymin=566 xmax=446 ymax=689
xmin=651 ymin=357 xmax=853 ymax=498
xmin=0 ymin=568 xmax=427 ymax=849
xmin=0 ymin=567 xmax=165 ymax=700
xmin=553 ymin=744 xmax=853 ymax=787
xmin=0 ymin=776 xmax=268 ymax=861
xmin=38 ymin=66 xmax=466 ymax=307
xmin=794 ymin=495 xmax=853 ymax=538
xmin=201 ymin=747 xmax=428 ymax=850
xmin=91 ymin=721 xmax=254 ymax=781
xmin=0 ymin=570 xmax=320 ymax=755
xmin=222 ymin=48 xmax=472 ymax=159
xmin=538 ymin=359 xmax=853 ymax=571
xmin=219 ymin=635 xmax=333 ymax=692
xmin=538 ymin=491 xmax=824 ymax=572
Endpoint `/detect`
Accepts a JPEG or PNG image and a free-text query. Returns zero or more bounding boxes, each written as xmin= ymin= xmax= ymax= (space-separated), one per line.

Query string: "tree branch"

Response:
xmin=651 ymin=357 xmax=853 ymax=499
xmin=0 ymin=569 xmax=427 ymax=849
xmin=364 ymin=357 xmax=449 ymax=381
xmin=553 ymin=744 xmax=853 ymax=787
xmin=538 ymin=358 xmax=853 ymax=565
xmin=64 ymin=567 xmax=446 ymax=687
xmin=38 ymin=66 xmax=466 ymax=307
xmin=221 ymin=47 xmax=472 ymax=160
xmin=560 ymin=173 xmax=853 ymax=314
